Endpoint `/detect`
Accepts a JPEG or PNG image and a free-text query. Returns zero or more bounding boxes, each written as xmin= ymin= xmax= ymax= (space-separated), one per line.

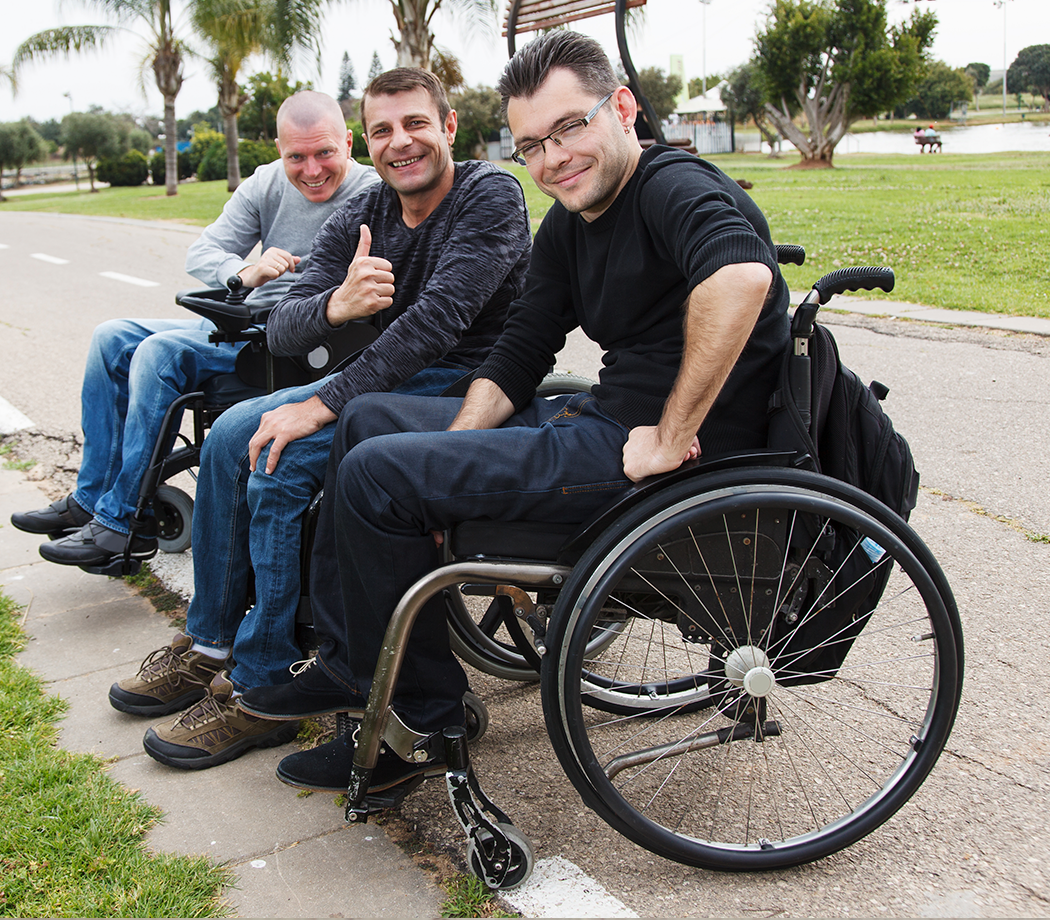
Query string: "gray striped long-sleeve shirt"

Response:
xmin=265 ymin=160 xmax=531 ymax=415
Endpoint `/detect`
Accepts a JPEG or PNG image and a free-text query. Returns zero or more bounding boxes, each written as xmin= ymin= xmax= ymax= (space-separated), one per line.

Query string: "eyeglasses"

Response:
xmin=511 ymin=92 xmax=615 ymax=166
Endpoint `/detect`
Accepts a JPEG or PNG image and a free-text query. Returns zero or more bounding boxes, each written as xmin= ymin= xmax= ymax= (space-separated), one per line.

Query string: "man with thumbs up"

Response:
xmin=109 ymin=67 xmax=533 ymax=772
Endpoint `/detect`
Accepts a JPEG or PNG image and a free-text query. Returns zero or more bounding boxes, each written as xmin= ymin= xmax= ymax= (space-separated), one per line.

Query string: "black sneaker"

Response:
xmin=11 ymin=494 xmax=92 ymax=537
xmin=39 ymin=520 xmax=157 ymax=567
xmin=239 ymin=658 xmax=367 ymax=720
xmin=275 ymin=730 xmax=446 ymax=793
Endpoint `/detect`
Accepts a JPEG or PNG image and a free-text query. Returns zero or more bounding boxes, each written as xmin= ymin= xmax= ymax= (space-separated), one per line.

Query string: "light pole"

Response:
xmin=994 ymin=0 xmax=1013 ymax=115
xmin=63 ymin=91 xmax=79 ymax=191
xmin=699 ymin=0 xmax=713 ymax=96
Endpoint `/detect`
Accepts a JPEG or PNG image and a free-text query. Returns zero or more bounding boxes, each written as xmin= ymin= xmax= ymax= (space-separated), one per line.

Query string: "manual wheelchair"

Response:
xmin=326 ymin=263 xmax=964 ymax=890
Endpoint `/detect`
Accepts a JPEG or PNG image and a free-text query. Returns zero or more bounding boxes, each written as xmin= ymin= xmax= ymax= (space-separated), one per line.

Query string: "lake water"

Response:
xmin=738 ymin=121 xmax=1049 ymax=156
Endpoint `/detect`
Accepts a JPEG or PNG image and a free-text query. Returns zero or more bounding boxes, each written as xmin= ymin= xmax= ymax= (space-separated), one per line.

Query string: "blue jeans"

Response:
xmin=185 ymin=364 xmax=471 ymax=692
xmin=73 ymin=318 xmax=241 ymax=535
xmin=310 ymin=391 xmax=634 ymax=732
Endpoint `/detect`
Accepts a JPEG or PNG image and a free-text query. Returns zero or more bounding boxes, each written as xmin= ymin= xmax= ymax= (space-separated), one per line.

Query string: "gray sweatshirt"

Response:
xmin=184 ymin=158 xmax=380 ymax=310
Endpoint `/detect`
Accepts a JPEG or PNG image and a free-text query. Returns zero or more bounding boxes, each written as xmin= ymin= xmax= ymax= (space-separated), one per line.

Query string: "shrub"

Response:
xmin=237 ymin=139 xmax=278 ymax=176
xmin=96 ymin=149 xmax=149 ymax=187
xmin=195 ymin=138 xmax=228 ymax=182
xmin=148 ymin=149 xmax=193 ymax=185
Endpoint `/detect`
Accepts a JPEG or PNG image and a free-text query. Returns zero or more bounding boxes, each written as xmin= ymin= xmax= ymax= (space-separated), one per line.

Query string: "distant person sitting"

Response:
xmin=12 ymin=91 xmax=379 ymax=567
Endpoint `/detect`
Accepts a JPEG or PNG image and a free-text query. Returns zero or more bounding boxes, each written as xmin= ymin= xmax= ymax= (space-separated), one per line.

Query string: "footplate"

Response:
xmin=443 ymin=726 xmax=534 ymax=890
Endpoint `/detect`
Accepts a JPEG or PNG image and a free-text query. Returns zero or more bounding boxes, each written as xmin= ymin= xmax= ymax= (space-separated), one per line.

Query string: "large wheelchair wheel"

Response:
xmin=542 ymin=467 xmax=962 ymax=871
xmin=446 ymin=372 xmax=596 ymax=682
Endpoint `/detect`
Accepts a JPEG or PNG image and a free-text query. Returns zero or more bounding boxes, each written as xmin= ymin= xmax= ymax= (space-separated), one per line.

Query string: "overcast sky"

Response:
xmin=2 ymin=0 xmax=1047 ymax=125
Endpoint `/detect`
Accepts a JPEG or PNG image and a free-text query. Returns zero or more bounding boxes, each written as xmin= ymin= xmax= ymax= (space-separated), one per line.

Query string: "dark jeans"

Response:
xmin=310 ymin=390 xmax=633 ymax=733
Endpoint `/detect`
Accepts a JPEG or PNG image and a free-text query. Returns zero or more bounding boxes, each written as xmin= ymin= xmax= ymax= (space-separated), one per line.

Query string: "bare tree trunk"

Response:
xmin=163 ymin=95 xmax=178 ymax=196
xmin=224 ymin=111 xmax=240 ymax=192
xmin=390 ymin=0 xmax=433 ymax=68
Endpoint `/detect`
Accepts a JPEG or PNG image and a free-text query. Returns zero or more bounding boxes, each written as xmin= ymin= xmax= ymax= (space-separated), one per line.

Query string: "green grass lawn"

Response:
xmin=5 ymin=151 xmax=1049 ymax=317
xmin=0 ymin=594 xmax=232 ymax=917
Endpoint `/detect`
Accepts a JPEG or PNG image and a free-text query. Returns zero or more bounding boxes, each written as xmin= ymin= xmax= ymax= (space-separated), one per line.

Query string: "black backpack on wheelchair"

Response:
xmin=764 ymin=266 xmax=920 ymax=685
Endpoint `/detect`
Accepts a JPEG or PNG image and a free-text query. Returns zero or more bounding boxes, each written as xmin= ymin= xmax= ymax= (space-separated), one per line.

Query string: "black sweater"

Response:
xmin=266 ymin=160 xmax=532 ymax=415
xmin=475 ymin=146 xmax=790 ymax=452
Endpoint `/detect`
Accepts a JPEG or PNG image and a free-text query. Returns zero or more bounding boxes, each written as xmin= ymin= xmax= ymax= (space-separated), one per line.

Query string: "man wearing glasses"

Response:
xmin=241 ymin=30 xmax=791 ymax=794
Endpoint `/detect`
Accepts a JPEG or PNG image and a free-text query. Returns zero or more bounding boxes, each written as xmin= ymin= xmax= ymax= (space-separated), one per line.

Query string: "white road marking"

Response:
xmin=0 ymin=395 xmax=35 ymax=435
xmin=30 ymin=253 xmax=70 ymax=265
xmin=0 ymin=243 xmax=9 ymax=249
xmin=99 ymin=271 xmax=160 ymax=288
xmin=502 ymin=856 xmax=638 ymax=918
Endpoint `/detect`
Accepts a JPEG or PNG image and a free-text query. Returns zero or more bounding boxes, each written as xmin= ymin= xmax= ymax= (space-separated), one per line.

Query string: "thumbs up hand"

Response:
xmin=326 ymin=224 xmax=396 ymax=325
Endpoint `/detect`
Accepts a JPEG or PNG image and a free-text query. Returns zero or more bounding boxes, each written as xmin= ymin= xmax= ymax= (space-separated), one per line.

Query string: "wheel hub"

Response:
xmin=724 ymin=646 xmax=776 ymax=698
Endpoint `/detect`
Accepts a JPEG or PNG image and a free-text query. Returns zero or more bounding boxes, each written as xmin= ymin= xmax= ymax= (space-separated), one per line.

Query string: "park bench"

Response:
xmin=916 ymin=133 xmax=942 ymax=152
xmin=502 ymin=0 xmax=697 ymax=153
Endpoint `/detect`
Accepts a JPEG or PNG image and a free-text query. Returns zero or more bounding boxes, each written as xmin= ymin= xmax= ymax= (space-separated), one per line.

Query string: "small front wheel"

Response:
xmin=154 ymin=485 xmax=193 ymax=554
xmin=467 ymin=822 xmax=535 ymax=890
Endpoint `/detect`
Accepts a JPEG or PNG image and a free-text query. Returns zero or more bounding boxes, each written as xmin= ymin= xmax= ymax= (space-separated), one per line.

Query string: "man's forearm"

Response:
xmin=448 ymin=378 xmax=515 ymax=431
xmin=657 ymin=262 xmax=773 ymax=453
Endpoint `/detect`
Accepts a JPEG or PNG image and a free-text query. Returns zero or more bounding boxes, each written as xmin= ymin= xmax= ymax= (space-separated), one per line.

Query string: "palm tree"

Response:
xmin=1 ymin=63 xmax=16 ymax=95
xmin=191 ymin=0 xmax=327 ymax=191
xmin=13 ymin=0 xmax=188 ymax=196
xmin=387 ymin=0 xmax=496 ymax=69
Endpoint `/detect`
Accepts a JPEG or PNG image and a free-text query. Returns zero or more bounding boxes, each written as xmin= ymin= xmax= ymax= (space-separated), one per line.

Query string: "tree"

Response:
xmin=906 ymin=61 xmax=972 ymax=120
xmin=1007 ymin=44 xmax=1050 ymax=111
xmin=636 ymin=66 xmax=683 ymax=122
xmin=449 ymin=84 xmax=499 ymax=160
xmin=431 ymin=49 xmax=464 ymax=92
xmin=239 ymin=71 xmax=312 ymax=142
xmin=192 ymin=0 xmax=327 ymax=191
xmin=965 ymin=61 xmax=989 ymax=111
xmin=14 ymin=0 xmax=188 ymax=196
xmin=687 ymin=73 xmax=724 ymax=98
xmin=754 ymin=0 xmax=937 ymax=166
xmin=337 ymin=51 xmax=357 ymax=101
xmin=0 ymin=121 xmax=48 ymax=199
xmin=61 ymin=111 xmax=124 ymax=192
xmin=1 ymin=63 xmax=16 ymax=96
xmin=721 ymin=62 xmax=782 ymax=155
xmin=368 ymin=50 xmax=384 ymax=84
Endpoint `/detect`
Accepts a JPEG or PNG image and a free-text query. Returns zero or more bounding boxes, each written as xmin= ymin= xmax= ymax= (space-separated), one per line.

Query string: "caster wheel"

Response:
xmin=463 ymin=690 xmax=489 ymax=744
xmin=155 ymin=485 xmax=193 ymax=554
xmin=467 ymin=822 xmax=534 ymax=890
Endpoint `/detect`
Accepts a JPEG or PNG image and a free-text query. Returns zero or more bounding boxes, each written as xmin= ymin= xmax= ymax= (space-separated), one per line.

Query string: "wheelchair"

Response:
xmin=87 ymin=276 xmax=381 ymax=575
xmin=325 ymin=262 xmax=964 ymax=890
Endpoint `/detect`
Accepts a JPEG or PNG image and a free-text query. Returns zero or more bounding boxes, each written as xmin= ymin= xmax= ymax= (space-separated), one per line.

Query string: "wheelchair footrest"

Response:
xmin=80 ymin=557 xmax=148 ymax=578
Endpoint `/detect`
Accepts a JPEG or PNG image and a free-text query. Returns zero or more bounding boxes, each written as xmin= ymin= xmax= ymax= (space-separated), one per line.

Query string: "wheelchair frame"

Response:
xmin=326 ymin=263 xmax=964 ymax=889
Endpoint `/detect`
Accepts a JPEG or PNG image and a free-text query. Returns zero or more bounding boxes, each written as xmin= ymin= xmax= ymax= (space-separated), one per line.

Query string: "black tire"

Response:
xmin=542 ymin=467 xmax=962 ymax=871
xmin=445 ymin=372 xmax=595 ymax=681
xmin=467 ymin=822 xmax=535 ymax=890
xmin=155 ymin=484 xmax=193 ymax=554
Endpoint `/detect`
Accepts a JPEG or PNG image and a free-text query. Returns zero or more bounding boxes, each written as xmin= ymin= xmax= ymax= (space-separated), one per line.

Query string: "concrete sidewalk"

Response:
xmin=0 ymin=467 xmax=444 ymax=918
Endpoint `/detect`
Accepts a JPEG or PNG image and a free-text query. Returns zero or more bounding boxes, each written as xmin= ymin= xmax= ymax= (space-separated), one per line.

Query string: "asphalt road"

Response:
xmin=1 ymin=211 xmax=1048 ymax=917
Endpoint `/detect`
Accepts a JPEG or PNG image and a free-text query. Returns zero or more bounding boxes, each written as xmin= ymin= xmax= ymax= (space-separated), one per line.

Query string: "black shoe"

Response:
xmin=276 ymin=730 xmax=446 ymax=793
xmin=239 ymin=658 xmax=367 ymax=720
xmin=11 ymin=494 xmax=92 ymax=537
xmin=38 ymin=520 xmax=157 ymax=567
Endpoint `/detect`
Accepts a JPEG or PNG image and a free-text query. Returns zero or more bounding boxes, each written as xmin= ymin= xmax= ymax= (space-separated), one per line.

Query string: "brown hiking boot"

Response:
xmin=109 ymin=632 xmax=228 ymax=717
xmin=142 ymin=671 xmax=300 ymax=770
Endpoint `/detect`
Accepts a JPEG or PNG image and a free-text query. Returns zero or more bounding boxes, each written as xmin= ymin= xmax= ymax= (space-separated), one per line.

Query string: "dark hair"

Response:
xmin=497 ymin=31 xmax=619 ymax=120
xmin=361 ymin=67 xmax=451 ymax=132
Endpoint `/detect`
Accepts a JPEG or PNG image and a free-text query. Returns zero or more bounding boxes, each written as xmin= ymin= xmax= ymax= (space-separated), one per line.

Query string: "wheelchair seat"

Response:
xmin=199 ymin=372 xmax=268 ymax=409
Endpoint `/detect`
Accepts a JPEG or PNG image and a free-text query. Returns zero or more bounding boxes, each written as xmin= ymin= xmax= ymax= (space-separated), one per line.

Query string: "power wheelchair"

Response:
xmin=323 ymin=261 xmax=963 ymax=890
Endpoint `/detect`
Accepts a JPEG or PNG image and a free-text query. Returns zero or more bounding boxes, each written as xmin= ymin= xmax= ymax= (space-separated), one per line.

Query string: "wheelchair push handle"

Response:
xmin=813 ymin=266 xmax=895 ymax=304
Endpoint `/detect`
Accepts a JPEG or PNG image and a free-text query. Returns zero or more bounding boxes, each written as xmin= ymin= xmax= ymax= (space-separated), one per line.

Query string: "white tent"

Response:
xmin=675 ymin=83 xmax=728 ymax=115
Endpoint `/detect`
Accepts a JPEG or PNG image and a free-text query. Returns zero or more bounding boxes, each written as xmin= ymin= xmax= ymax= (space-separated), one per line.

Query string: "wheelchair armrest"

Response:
xmin=555 ymin=448 xmax=799 ymax=564
xmin=176 ymin=287 xmax=255 ymax=333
